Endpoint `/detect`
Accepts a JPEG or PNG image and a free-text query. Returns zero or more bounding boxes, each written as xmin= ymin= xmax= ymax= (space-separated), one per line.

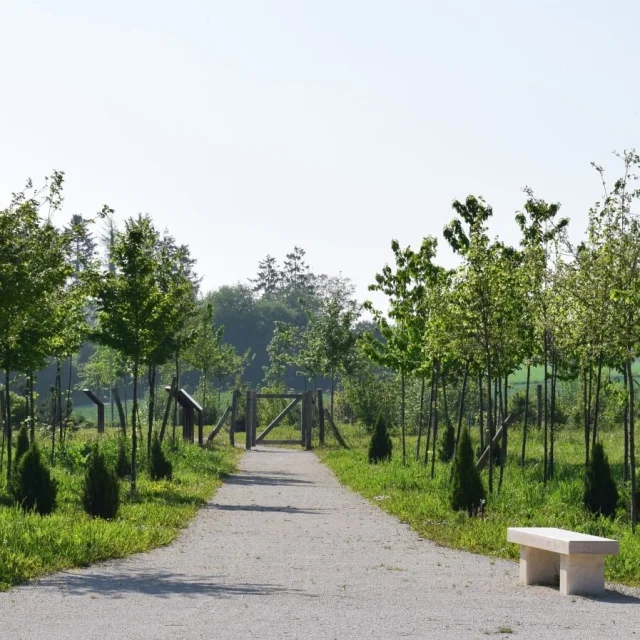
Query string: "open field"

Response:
xmin=0 ymin=429 xmax=239 ymax=591
xmin=317 ymin=421 xmax=640 ymax=587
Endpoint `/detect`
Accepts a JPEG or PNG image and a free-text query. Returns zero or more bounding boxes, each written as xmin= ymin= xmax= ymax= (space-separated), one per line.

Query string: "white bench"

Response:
xmin=507 ymin=527 xmax=619 ymax=596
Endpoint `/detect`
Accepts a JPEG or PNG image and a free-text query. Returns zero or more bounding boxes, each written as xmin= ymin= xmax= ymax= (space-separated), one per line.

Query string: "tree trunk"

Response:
xmin=627 ymin=356 xmax=636 ymax=530
xmin=202 ymin=374 xmax=207 ymax=426
xmin=586 ymin=366 xmax=593 ymax=467
xmin=455 ymin=363 xmax=470 ymax=447
xmin=147 ymin=364 xmax=156 ymax=455
xmin=478 ymin=373 xmax=484 ymax=451
xmin=331 ymin=366 xmax=335 ymax=419
xmin=549 ymin=354 xmax=557 ymax=480
xmin=173 ymin=355 xmax=180 ymax=445
xmin=499 ymin=373 xmax=509 ymax=491
xmin=442 ymin=372 xmax=451 ymax=432
xmin=521 ymin=364 xmax=531 ymax=467
xmin=424 ymin=366 xmax=436 ymax=465
xmin=56 ymin=360 xmax=62 ymax=441
xmin=430 ymin=363 xmax=440 ymax=479
xmin=123 ymin=374 xmax=129 ymax=432
xmin=583 ymin=368 xmax=589 ymax=468
xmin=131 ymin=358 xmax=139 ymax=494
xmin=494 ymin=377 xmax=501 ymax=426
xmin=416 ymin=375 xmax=426 ymax=460
xmin=29 ymin=371 xmax=35 ymax=443
xmin=486 ymin=356 xmax=494 ymax=494
xmin=592 ymin=352 xmax=604 ymax=450
xmin=401 ymin=369 xmax=406 ymax=465
xmin=64 ymin=355 xmax=73 ymax=441
xmin=5 ymin=369 xmax=11 ymax=484
xmin=543 ymin=338 xmax=548 ymax=485
xmin=50 ymin=374 xmax=56 ymax=466
xmin=624 ymin=365 xmax=630 ymax=482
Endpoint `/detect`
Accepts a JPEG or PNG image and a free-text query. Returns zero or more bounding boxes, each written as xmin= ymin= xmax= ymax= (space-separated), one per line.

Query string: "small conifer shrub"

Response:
xmin=584 ymin=441 xmax=618 ymax=519
xmin=438 ymin=422 xmax=456 ymax=462
xmin=368 ymin=414 xmax=392 ymax=463
xmin=149 ymin=433 xmax=173 ymax=480
xmin=450 ymin=428 xmax=486 ymax=515
xmin=83 ymin=444 xmax=120 ymax=519
xmin=15 ymin=424 xmax=30 ymax=464
xmin=115 ymin=436 xmax=132 ymax=479
xmin=10 ymin=424 xmax=32 ymax=495
xmin=12 ymin=444 xmax=57 ymax=515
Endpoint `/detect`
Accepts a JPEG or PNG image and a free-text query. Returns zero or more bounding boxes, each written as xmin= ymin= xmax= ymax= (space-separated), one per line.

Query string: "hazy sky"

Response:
xmin=1 ymin=1 xmax=638 ymax=305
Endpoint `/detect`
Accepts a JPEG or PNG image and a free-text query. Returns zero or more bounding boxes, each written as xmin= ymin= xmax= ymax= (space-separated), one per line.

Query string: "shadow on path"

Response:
xmin=35 ymin=570 xmax=303 ymax=600
xmin=225 ymin=473 xmax=314 ymax=487
xmin=210 ymin=504 xmax=328 ymax=515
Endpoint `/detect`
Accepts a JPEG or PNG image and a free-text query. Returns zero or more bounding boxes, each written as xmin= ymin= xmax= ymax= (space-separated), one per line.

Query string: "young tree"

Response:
xmin=305 ymin=292 xmax=360 ymax=418
xmin=0 ymin=174 xmax=72 ymax=483
xmin=92 ymin=215 xmax=194 ymax=492
xmin=186 ymin=302 xmax=225 ymax=417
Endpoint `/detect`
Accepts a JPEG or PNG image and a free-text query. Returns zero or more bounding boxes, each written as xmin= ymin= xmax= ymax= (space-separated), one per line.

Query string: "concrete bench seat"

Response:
xmin=507 ymin=527 xmax=619 ymax=596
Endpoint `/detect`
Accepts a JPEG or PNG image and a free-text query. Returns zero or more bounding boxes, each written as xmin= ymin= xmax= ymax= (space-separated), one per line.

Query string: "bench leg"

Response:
xmin=559 ymin=554 xmax=605 ymax=596
xmin=519 ymin=546 xmax=558 ymax=586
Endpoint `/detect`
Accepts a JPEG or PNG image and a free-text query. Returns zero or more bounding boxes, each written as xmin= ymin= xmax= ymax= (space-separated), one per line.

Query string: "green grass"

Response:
xmin=317 ymin=422 xmax=640 ymax=587
xmin=508 ymin=361 xmax=640 ymax=387
xmin=0 ymin=429 xmax=240 ymax=591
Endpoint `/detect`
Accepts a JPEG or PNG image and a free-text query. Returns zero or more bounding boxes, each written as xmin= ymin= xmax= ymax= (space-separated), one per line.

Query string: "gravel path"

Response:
xmin=2 ymin=447 xmax=640 ymax=639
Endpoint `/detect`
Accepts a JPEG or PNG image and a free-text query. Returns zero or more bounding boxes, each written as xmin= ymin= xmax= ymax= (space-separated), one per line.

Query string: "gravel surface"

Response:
xmin=2 ymin=447 xmax=640 ymax=639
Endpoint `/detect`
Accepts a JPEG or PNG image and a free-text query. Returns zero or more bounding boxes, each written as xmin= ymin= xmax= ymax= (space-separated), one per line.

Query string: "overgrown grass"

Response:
xmin=0 ymin=429 xmax=239 ymax=591
xmin=317 ymin=422 xmax=640 ymax=587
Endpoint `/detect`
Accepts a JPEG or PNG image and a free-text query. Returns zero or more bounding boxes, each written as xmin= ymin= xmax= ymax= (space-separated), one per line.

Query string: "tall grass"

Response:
xmin=0 ymin=429 xmax=239 ymax=590
xmin=317 ymin=422 xmax=640 ymax=586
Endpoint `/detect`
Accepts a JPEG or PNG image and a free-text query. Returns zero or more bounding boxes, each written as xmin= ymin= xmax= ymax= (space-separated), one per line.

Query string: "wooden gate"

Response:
xmin=243 ymin=390 xmax=314 ymax=450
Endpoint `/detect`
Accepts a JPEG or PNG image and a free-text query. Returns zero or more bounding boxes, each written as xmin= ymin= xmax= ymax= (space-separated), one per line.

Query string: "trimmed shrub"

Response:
xmin=438 ymin=422 xmax=455 ymax=462
xmin=115 ymin=437 xmax=131 ymax=479
xmin=12 ymin=444 xmax=57 ymax=515
xmin=584 ymin=441 xmax=618 ymax=519
xmin=83 ymin=445 xmax=120 ymax=519
xmin=368 ymin=414 xmax=392 ymax=463
xmin=450 ymin=428 xmax=486 ymax=515
xmin=149 ymin=434 xmax=173 ymax=480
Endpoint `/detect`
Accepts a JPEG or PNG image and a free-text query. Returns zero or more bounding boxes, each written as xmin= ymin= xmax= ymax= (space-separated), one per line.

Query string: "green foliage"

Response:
xmin=12 ymin=444 xmax=58 ymax=515
xmin=83 ymin=444 xmax=120 ymax=519
xmin=115 ymin=436 xmax=132 ymax=479
xmin=583 ymin=441 xmax=619 ymax=519
xmin=450 ymin=428 xmax=486 ymax=514
xmin=438 ymin=422 xmax=455 ymax=462
xmin=149 ymin=434 xmax=173 ymax=481
xmin=368 ymin=415 xmax=392 ymax=463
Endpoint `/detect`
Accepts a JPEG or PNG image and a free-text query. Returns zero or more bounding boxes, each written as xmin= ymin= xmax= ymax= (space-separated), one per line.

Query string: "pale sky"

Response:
xmin=1 ymin=1 xmax=638 ymax=306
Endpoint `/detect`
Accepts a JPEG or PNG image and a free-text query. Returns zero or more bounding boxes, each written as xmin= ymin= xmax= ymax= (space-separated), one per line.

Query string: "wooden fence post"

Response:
xmin=245 ymin=390 xmax=252 ymax=450
xmin=305 ymin=391 xmax=313 ymax=450
xmin=251 ymin=390 xmax=258 ymax=447
xmin=230 ymin=390 xmax=237 ymax=447
xmin=316 ymin=390 xmax=325 ymax=445
xmin=197 ymin=407 xmax=204 ymax=447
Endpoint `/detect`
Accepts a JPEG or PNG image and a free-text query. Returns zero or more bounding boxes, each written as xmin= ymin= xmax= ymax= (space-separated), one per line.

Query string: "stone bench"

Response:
xmin=507 ymin=527 xmax=619 ymax=596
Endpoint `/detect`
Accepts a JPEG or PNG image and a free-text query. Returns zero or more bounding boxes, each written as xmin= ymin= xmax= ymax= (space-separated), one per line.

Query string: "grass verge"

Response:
xmin=317 ymin=422 xmax=640 ymax=587
xmin=0 ymin=429 xmax=240 ymax=591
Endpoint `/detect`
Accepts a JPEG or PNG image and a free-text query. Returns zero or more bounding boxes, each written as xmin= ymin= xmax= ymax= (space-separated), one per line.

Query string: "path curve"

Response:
xmin=1 ymin=447 xmax=640 ymax=639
